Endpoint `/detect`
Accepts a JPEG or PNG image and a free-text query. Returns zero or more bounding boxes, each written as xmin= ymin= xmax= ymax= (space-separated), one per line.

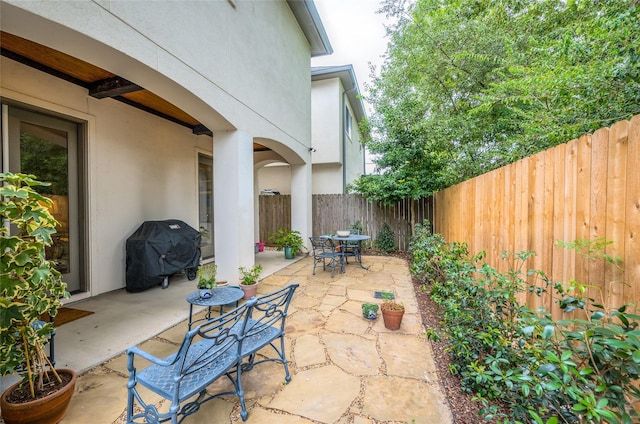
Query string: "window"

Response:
xmin=345 ymin=104 xmax=353 ymax=139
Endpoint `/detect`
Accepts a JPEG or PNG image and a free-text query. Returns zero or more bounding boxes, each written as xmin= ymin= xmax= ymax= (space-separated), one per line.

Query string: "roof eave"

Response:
xmin=287 ymin=0 xmax=333 ymax=57
xmin=311 ymin=65 xmax=367 ymax=124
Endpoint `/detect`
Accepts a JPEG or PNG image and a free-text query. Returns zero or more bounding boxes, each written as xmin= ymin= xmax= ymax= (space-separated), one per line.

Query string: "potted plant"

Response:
xmin=268 ymin=228 xmax=305 ymax=259
xmin=197 ymin=263 xmax=217 ymax=299
xmin=239 ymin=264 xmax=263 ymax=299
xmin=361 ymin=303 xmax=379 ymax=320
xmin=0 ymin=173 xmax=76 ymax=424
xmin=379 ymin=290 xmax=404 ymax=330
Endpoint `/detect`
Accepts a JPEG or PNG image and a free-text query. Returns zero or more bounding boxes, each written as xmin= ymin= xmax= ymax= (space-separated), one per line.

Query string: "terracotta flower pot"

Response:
xmin=240 ymin=283 xmax=258 ymax=299
xmin=1 ymin=368 xmax=77 ymax=424
xmin=381 ymin=308 xmax=404 ymax=330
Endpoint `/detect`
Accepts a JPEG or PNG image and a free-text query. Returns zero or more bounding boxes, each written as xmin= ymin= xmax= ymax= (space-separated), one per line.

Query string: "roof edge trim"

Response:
xmin=287 ymin=0 xmax=333 ymax=57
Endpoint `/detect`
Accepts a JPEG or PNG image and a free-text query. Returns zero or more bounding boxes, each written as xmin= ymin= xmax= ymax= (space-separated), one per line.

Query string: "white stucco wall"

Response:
xmin=343 ymin=101 xmax=365 ymax=188
xmin=1 ymin=0 xmax=316 ymax=293
xmin=1 ymin=0 xmax=312 ymax=158
xmin=311 ymin=78 xmax=341 ymax=164
xmin=311 ymin=164 xmax=343 ymax=194
xmin=1 ymin=57 xmax=211 ymax=296
xmin=258 ymin=164 xmax=292 ymax=195
xmin=260 ymin=75 xmax=365 ymax=195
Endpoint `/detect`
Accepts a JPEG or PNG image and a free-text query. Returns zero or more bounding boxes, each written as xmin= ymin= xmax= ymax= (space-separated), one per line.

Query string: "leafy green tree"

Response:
xmin=354 ymin=0 xmax=640 ymax=201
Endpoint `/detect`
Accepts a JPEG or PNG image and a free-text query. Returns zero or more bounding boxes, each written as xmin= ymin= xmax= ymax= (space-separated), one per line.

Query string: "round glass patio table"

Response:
xmin=186 ymin=286 xmax=244 ymax=329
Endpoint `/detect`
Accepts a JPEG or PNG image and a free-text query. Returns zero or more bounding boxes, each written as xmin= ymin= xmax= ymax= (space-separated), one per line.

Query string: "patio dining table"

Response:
xmin=327 ymin=233 xmax=371 ymax=270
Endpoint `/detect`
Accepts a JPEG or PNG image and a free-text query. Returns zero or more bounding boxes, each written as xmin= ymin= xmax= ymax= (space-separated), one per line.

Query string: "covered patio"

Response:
xmin=56 ymin=253 xmax=452 ymax=423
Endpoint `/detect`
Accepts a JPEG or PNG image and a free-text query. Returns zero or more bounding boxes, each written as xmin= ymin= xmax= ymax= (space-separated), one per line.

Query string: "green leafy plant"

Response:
xmin=268 ymin=228 xmax=305 ymax=256
xmin=197 ymin=263 xmax=217 ymax=289
xmin=238 ymin=264 xmax=263 ymax=286
xmin=361 ymin=302 xmax=379 ymax=319
xmin=374 ymin=222 xmax=396 ymax=254
xmin=0 ymin=172 xmax=70 ymax=398
xmin=409 ymin=229 xmax=640 ymax=423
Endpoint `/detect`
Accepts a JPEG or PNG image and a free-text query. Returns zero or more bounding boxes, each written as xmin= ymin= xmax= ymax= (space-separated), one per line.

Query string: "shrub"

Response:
xmin=409 ymin=232 xmax=640 ymax=424
xmin=374 ymin=222 xmax=395 ymax=253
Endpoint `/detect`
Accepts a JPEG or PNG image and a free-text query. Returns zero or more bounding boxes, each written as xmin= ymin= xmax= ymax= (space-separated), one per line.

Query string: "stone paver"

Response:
xmin=293 ymin=334 xmax=327 ymax=367
xmin=323 ymin=333 xmax=381 ymax=376
xmin=60 ymin=255 xmax=452 ymax=424
xmin=266 ymin=365 xmax=361 ymax=424
xmin=379 ymin=333 xmax=438 ymax=380
xmin=361 ymin=376 xmax=452 ymax=424
xmin=324 ymin=309 xmax=371 ymax=335
xmin=60 ymin=369 xmax=129 ymax=424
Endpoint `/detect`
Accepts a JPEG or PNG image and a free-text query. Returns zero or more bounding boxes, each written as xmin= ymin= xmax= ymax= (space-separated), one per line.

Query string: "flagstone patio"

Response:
xmin=58 ymin=255 xmax=452 ymax=424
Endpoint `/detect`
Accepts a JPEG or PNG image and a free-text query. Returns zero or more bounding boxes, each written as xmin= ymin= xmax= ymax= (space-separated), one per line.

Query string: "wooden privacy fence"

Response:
xmin=433 ymin=115 xmax=640 ymax=318
xmin=259 ymin=194 xmax=433 ymax=251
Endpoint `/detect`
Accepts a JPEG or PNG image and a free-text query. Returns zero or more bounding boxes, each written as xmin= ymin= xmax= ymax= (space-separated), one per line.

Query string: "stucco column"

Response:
xmin=213 ymin=130 xmax=255 ymax=284
xmin=290 ymin=162 xmax=312 ymax=252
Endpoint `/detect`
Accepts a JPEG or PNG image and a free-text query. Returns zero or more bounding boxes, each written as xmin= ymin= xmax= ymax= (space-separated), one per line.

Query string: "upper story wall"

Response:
xmin=1 ymin=0 xmax=313 ymax=148
xmin=311 ymin=78 xmax=341 ymax=163
xmin=343 ymin=99 xmax=365 ymax=186
xmin=311 ymin=75 xmax=365 ymax=179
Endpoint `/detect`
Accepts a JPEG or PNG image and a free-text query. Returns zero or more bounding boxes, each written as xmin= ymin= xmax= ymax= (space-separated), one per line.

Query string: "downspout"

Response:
xmin=341 ymin=92 xmax=347 ymax=194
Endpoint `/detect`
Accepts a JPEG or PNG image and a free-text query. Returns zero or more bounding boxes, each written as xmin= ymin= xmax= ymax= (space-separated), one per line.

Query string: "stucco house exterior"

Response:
xmin=258 ymin=64 xmax=367 ymax=195
xmin=0 ymin=0 xmax=331 ymax=300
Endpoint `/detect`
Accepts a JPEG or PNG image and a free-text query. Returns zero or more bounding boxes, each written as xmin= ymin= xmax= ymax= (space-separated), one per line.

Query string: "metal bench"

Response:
xmin=239 ymin=283 xmax=299 ymax=380
xmin=126 ymin=299 xmax=257 ymax=424
xmin=125 ymin=282 xmax=299 ymax=423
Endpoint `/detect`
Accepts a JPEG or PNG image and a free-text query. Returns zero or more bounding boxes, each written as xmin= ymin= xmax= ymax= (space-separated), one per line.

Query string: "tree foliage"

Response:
xmin=352 ymin=0 xmax=640 ymax=202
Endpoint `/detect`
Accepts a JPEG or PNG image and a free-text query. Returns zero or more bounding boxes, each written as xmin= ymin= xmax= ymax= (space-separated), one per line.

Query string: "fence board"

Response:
xmin=627 ymin=116 xmax=640 ymax=311
xmin=606 ymin=121 xmax=628 ymax=308
xmin=550 ymin=143 xmax=566 ymax=318
xmin=434 ymin=114 xmax=640 ymax=318
xmin=575 ymin=134 xmax=592 ymax=315
xmin=260 ymin=194 xmax=433 ymax=251
xmin=589 ymin=128 xmax=609 ymax=307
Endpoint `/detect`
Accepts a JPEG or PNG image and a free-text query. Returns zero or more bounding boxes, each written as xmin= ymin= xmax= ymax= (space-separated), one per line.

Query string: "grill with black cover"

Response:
xmin=126 ymin=219 xmax=200 ymax=292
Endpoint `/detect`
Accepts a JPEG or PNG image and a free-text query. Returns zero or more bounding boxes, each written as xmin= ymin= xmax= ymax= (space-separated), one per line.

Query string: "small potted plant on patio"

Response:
xmin=239 ymin=264 xmax=263 ymax=299
xmin=379 ymin=290 xmax=404 ymax=330
xmin=361 ymin=302 xmax=379 ymax=320
xmin=0 ymin=173 xmax=76 ymax=424
xmin=268 ymin=228 xmax=305 ymax=259
xmin=197 ymin=263 xmax=217 ymax=299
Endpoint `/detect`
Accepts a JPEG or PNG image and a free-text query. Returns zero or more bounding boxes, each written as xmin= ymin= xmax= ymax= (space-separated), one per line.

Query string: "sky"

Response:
xmin=311 ymin=0 xmax=390 ymax=117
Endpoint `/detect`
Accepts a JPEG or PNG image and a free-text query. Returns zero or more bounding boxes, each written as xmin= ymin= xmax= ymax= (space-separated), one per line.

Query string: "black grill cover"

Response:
xmin=126 ymin=220 xmax=201 ymax=292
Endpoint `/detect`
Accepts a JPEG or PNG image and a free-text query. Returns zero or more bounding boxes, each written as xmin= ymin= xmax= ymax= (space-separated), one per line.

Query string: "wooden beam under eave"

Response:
xmin=89 ymin=76 xmax=143 ymax=99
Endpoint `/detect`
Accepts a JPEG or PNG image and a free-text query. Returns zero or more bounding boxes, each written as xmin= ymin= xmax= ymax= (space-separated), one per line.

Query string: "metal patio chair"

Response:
xmin=309 ymin=236 xmax=344 ymax=278
xmin=342 ymin=229 xmax=362 ymax=265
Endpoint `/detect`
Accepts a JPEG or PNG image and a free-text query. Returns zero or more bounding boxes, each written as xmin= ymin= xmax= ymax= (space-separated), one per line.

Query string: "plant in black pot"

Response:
xmin=268 ymin=228 xmax=305 ymax=259
xmin=0 ymin=173 xmax=75 ymax=424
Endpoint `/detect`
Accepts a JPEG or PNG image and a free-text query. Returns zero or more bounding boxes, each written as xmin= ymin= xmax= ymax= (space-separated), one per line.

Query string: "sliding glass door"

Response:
xmin=198 ymin=153 xmax=214 ymax=259
xmin=2 ymin=104 xmax=83 ymax=293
